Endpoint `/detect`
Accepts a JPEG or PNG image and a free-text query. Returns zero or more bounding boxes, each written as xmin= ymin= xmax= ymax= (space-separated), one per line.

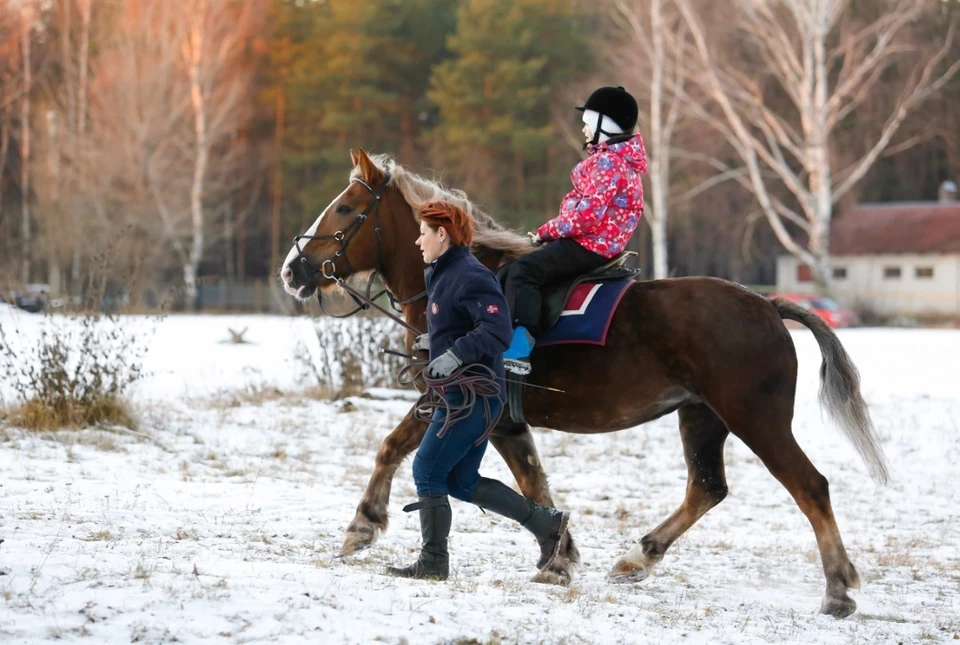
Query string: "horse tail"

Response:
xmin=774 ymin=297 xmax=891 ymax=485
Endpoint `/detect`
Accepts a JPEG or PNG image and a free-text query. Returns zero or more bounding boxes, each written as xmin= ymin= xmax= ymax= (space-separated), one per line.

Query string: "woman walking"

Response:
xmin=386 ymin=201 xmax=570 ymax=581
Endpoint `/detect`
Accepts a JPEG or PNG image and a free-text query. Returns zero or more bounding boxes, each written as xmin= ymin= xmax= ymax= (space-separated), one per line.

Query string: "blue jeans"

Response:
xmin=412 ymin=393 xmax=503 ymax=501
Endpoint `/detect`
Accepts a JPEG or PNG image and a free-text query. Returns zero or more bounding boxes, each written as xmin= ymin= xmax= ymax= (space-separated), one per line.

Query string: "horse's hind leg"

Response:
xmin=489 ymin=423 xmax=580 ymax=586
xmin=734 ymin=419 xmax=861 ymax=618
xmin=341 ymin=406 xmax=427 ymax=556
xmin=609 ymin=403 xmax=729 ymax=582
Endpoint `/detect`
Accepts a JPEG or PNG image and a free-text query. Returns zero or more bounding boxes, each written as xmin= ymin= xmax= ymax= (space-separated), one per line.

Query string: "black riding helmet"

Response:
xmin=576 ymin=86 xmax=638 ymax=147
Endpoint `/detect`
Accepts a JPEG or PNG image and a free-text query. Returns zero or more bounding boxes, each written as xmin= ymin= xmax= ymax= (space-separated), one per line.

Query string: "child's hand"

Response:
xmin=527 ymin=232 xmax=543 ymax=247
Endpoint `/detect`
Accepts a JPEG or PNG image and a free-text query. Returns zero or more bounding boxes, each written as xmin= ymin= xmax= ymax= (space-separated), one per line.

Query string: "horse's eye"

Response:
xmin=336 ymin=204 xmax=352 ymax=215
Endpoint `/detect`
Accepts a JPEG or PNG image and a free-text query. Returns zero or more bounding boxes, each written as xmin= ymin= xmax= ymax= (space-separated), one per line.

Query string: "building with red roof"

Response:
xmin=776 ymin=182 xmax=960 ymax=317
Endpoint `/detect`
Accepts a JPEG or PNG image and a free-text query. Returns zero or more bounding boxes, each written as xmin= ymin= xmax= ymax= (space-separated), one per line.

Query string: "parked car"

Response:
xmin=768 ymin=292 xmax=860 ymax=328
xmin=12 ymin=283 xmax=50 ymax=314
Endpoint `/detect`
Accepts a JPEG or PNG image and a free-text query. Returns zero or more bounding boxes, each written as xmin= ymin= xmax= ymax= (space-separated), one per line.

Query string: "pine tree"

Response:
xmin=428 ymin=0 xmax=592 ymax=227
xmin=264 ymin=0 xmax=458 ymax=229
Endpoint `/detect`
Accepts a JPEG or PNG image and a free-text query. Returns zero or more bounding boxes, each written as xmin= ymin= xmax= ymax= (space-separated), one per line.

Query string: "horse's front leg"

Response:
xmin=341 ymin=405 xmax=427 ymax=556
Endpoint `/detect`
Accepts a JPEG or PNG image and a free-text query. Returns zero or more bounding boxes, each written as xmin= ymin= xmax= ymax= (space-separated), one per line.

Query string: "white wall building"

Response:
xmin=776 ymin=196 xmax=960 ymax=318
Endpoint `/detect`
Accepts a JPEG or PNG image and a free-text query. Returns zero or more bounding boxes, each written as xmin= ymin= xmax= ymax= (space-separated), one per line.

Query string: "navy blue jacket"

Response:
xmin=425 ymin=245 xmax=512 ymax=400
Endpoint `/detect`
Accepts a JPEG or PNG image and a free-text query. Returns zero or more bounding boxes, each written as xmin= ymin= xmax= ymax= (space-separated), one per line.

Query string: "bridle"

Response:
xmin=291 ymin=172 xmax=565 ymax=410
xmin=290 ymin=172 xmax=426 ymax=317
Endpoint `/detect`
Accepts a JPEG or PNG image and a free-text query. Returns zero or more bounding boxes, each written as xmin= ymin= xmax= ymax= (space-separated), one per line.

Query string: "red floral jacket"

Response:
xmin=537 ymin=134 xmax=647 ymax=259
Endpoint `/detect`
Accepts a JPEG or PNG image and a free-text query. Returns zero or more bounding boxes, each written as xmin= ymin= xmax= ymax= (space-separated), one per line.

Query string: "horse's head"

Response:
xmin=280 ymin=148 xmax=393 ymax=301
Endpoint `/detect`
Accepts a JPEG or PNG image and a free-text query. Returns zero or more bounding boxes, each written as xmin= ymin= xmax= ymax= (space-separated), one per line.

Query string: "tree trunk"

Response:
xmin=78 ymin=0 xmax=92 ymax=135
xmin=808 ymin=198 xmax=832 ymax=290
xmin=49 ymin=262 xmax=62 ymax=297
xmin=185 ymin=0 xmax=209 ymax=311
xmin=20 ymin=10 xmax=31 ymax=286
xmin=236 ymin=189 xmax=246 ymax=281
xmin=648 ymin=0 xmax=670 ymax=279
xmin=61 ymin=0 xmax=76 ymax=137
xmin=182 ymin=261 xmax=198 ymax=310
xmin=49 ymin=110 xmax=63 ymax=299
xmin=270 ymin=90 xmax=285 ymax=277
xmin=0 ymin=104 xmax=10 ymax=219
xmin=649 ymin=212 xmax=668 ymax=279
xmin=648 ymin=156 xmax=669 ymax=278
xmin=225 ymin=200 xmax=235 ymax=282
xmin=72 ymin=0 xmax=93 ymax=296
xmin=803 ymin=6 xmax=833 ymax=291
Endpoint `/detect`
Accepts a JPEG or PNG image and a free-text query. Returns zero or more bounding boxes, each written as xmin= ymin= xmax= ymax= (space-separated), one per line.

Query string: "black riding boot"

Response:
xmin=471 ymin=477 xmax=570 ymax=570
xmin=385 ymin=496 xmax=451 ymax=580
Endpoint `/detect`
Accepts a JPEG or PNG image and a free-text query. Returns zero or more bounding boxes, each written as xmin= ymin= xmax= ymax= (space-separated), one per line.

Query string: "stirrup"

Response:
xmin=504 ymin=358 xmax=532 ymax=375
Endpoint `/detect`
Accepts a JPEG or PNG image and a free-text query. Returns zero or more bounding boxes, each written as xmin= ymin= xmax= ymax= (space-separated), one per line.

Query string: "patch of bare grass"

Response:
xmin=5 ymin=395 xmax=137 ymax=432
xmin=0 ymin=250 xmax=154 ymax=433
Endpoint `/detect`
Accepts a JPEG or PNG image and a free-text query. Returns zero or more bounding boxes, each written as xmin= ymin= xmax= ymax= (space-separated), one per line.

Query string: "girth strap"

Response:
xmin=507 ymin=372 xmax=527 ymax=425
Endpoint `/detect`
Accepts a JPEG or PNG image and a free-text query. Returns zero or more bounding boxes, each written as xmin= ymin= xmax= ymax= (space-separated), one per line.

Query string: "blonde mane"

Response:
xmin=353 ymin=153 xmax=535 ymax=261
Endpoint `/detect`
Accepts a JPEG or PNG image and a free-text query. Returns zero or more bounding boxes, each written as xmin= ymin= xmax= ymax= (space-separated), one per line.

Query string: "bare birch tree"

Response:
xmin=179 ymin=0 xmax=255 ymax=308
xmin=607 ymin=0 xmax=689 ymax=278
xmin=674 ymin=0 xmax=960 ymax=287
xmin=0 ymin=2 xmax=21 ymax=226
xmin=78 ymin=0 xmax=256 ymax=307
xmin=182 ymin=0 xmax=209 ymax=309
xmin=81 ymin=0 xmax=192 ymax=290
xmin=570 ymin=0 xmax=746 ymax=278
xmin=19 ymin=0 xmax=33 ymax=285
xmin=71 ymin=0 xmax=92 ymax=290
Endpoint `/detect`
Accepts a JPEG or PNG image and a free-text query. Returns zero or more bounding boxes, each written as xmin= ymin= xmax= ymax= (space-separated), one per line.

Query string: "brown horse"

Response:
xmin=279 ymin=149 xmax=889 ymax=619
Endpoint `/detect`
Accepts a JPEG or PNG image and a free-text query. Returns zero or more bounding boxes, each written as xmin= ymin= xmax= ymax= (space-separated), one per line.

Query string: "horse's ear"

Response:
xmin=356 ymin=148 xmax=384 ymax=185
xmin=349 ymin=149 xmax=359 ymax=167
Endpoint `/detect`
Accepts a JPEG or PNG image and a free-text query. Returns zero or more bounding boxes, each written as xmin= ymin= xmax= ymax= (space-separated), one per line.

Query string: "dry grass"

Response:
xmin=710 ymin=539 xmax=735 ymax=551
xmin=875 ymin=551 xmax=922 ymax=568
xmin=132 ymin=560 xmax=154 ymax=580
xmin=558 ymin=587 xmax=582 ymax=603
xmin=297 ymin=316 xmax=409 ymax=397
xmin=173 ymin=528 xmax=198 ymax=541
xmin=1 ymin=269 xmax=149 ymax=434
xmin=447 ymin=637 xmax=507 ymax=645
xmin=206 ymin=384 xmax=333 ymax=410
xmin=4 ymin=395 xmax=137 ymax=432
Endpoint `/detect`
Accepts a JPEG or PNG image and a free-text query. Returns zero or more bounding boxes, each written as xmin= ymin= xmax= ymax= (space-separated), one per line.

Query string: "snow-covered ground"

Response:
xmin=0 ymin=308 xmax=958 ymax=644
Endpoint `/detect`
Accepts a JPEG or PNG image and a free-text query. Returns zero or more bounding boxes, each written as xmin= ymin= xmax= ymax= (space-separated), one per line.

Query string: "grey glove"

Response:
xmin=412 ymin=333 xmax=429 ymax=352
xmin=426 ymin=350 xmax=462 ymax=379
xmin=527 ymin=231 xmax=543 ymax=247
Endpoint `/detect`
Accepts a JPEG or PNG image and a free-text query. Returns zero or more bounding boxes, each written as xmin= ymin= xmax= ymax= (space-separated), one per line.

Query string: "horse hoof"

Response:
xmin=531 ymin=563 xmax=572 ymax=586
xmin=820 ymin=594 xmax=857 ymax=619
xmin=531 ymin=550 xmax=574 ymax=586
xmin=339 ymin=528 xmax=377 ymax=557
xmin=607 ymin=559 xmax=651 ymax=584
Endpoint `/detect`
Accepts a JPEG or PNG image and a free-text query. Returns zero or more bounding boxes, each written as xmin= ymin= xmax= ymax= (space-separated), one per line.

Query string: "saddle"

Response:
xmin=496 ymin=251 xmax=640 ymax=425
xmin=496 ymin=251 xmax=640 ymax=339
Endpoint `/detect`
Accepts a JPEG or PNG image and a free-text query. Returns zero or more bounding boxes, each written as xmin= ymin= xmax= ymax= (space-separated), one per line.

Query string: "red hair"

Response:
xmin=417 ymin=202 xmax=474 ymax=247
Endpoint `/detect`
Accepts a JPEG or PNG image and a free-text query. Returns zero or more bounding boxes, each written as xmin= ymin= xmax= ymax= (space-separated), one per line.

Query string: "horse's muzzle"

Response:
xmin=282 ymin=257 xmax=320 ymax=299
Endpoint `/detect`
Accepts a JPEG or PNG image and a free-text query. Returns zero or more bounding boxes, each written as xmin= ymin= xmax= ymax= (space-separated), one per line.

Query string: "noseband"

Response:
xmin=290 ymin=172 xmax=425 ymax=317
